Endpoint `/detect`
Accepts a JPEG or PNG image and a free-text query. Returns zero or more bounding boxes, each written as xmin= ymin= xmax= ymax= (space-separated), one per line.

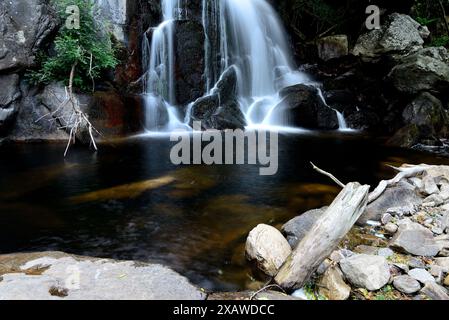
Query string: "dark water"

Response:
xmin=0 ymin=132 xmax=448 ymax=291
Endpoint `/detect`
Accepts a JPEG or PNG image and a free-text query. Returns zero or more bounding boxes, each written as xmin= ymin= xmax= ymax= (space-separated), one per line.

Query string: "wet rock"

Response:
xmin=0 ymin=0 xmax=58 ymax=72
xmin=421 ymin=282 xmax=449 ymax=300
xmin=390 ymin=220 xmax=440 ymax=257
xmin=393 ymin=275 xmax=421 ymax=294
xmin=340 ymin=254 xmax=391 ymax=291
xmin=408 ymin=268 xmax=435 ymax=284
xmin=358 ymin=180 xmax=422 ymax=225
xmin=318 ymin=266 xmax=351 ymax=300
xmin=281 ymin=207 xmax=326 ymax=248
xmin=353 ymin=14 xmax=425 ymax=60
xmin=245 ymin=224 xmax=292 ymax=277
xmin=273 ymin=84 xmax=338 ymax=130
xmin=0 ymin=74 xmax=21 ymax=133
xmin=317 ymin=35 xmax=349 ymax=61
xmin=173 ymin=20 xmax=205 ymax=105
xmin=189 ymin=66 xmax=246 ymax=130
xmin=0 ymin=252 xmax=205 ymax=300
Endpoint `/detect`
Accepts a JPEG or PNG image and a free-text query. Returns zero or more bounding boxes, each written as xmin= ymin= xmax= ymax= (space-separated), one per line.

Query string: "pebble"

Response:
xmin=384 ymin=223 xmax=398 ymax=234
xmin=378 ymin=248 xmax=394 ymax=258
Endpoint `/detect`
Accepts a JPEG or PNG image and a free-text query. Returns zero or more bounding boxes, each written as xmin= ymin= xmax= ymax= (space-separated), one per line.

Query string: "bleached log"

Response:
xmin=275 ymin=182 xmax=370 ymax=290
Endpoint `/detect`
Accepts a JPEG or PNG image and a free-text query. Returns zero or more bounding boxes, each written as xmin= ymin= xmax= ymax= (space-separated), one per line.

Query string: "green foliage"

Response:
xmin=430 ymin=35 xmax=449 ymax=47
xmin=29 ymin=0 xmax=118 ymax=91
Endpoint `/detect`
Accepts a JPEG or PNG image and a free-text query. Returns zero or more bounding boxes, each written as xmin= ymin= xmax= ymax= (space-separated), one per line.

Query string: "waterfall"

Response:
xmin=317 ymin=88 xmax=350 ymax=131
xmin=142 ymin=0 xmax=349 ymax=132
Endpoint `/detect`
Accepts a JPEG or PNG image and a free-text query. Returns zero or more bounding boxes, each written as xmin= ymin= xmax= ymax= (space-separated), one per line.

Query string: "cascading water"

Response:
xmin=142 ymin=0 xmax=349 ymax=132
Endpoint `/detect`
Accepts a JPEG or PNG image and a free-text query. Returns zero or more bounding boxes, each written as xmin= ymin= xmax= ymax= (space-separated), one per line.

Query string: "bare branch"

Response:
xmin=310 ymin=162 xmax=346 ymax=188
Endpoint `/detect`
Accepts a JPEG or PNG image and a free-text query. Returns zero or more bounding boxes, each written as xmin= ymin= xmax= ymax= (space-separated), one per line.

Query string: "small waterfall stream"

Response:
xmin=142 ymin=0 xmax=349 ymax=132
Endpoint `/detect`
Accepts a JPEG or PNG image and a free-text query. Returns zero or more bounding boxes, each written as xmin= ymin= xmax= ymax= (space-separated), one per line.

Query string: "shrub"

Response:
xmin=29 ymin=0 xmax=118 ymax=92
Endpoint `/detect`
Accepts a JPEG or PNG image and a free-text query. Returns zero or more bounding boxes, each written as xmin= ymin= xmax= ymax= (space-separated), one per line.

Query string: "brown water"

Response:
xmin=0 ymin=132 xmax=448 ymax=291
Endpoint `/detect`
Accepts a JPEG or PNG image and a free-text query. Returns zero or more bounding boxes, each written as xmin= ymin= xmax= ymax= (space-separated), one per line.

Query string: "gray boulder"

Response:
xmin=390 ymin=220 xmax=440 ymax=257
xmin=353 ymin=14 xmax=425 ymax=60
xmin=281 ymin=207 xmax=327 ymax=248
xmin=0 ymin=0 xmax=58 ymax=72
xmin=388 ymin=54 xmax=449 ymax=94
xmin=340 ymin=254 xmax=391 ymax=291
xmin=245 ymin=224 xmax=292 ymax=277
xmin=421 ymin=282 xmax=449 ymax=300
xmin=393 ymin=275 xmax=421 ymax=294
xmin=358 ymin=180 xmax=422 ymax=225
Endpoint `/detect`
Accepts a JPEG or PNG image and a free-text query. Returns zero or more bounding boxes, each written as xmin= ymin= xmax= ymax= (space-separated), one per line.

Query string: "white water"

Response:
xmin=142 ymin=0 xmax=349 ymax=132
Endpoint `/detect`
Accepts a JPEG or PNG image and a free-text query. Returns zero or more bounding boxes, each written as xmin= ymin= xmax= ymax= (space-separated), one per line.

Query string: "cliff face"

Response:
xmin=0 ymin=0 xmax=157 ymax=142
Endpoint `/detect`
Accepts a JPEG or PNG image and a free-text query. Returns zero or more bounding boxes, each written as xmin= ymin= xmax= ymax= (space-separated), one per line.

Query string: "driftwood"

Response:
xmin=275 ymin=182 xmax=370 ymax=290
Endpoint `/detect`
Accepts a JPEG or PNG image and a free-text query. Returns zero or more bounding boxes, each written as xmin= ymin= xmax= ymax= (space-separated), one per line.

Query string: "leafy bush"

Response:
xmin=29 ymin=0 xmax=118 ymax=91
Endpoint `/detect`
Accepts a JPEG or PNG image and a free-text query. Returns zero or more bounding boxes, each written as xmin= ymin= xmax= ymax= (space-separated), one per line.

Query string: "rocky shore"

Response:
xmin=245 ymin=164 xmax=449 ymax=300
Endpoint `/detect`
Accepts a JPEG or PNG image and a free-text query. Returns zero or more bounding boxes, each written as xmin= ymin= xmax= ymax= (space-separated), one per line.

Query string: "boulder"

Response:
xmin=281 ymin=207 xmax=326 ymax=248
xmin=340 ymin=254 xmax=391 ymax=291
xmin=408 ymin=268 xmax=435 ymax=284
xmin=435 ymin=257 xmax=449 ymax=272
xmin=317 ymin=35 xmax=349 ymax=61
xmin=402 ymin=92 xmax=448 ymax=136
xmin=189 ymin=66 xmax=246 ymax=130
xmin=0 ymin=251 xmax=205 ymax=300
xmin=388 ymin=54 xmax=449 ymax=94
xmin=358 ymin=180 xmax=422 ymax=225
xmin=245 ymin=224 xmax=292 ymax=277
xmin=353 ymin=14 xmax=425 ymax=60
xmin=273 ymin=84 xmax=338 ymax=130
xmin=390 ymin=220 xmax=440 ymax=257
xmin=0 ymin=0 xmax=58 ymax=72
xmin=318 ymin=266 xmax=351 ymax=300
xmin=393 ymin=275 xmax=422 ymax=294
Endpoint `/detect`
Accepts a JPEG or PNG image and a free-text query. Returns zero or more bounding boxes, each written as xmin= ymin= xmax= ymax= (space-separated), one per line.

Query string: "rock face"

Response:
xmin=174 ymin=20 xmax=205 ymax=106
xmin=353 ymin=13 xmax=425 ymax=60
xmin=318 ymin=266 xmax=351 ymax=300
xmin=95 ymin=0 xmax=128 ymax=42
xmin=281 ymin=207 xmax=326 ymax=248
xmin=393 ymin=275 xmax=421 ymax=294
xmin=0 ymin=74 xmax=21 ymax=132
xmin=340 ymin=254 xmax=391 ymax=291
xmin=390 ymin=220 xmax=440 ymax=257
xmin=388 ymin=54 xmax=449 ymax=94
xmin=245 ymin=224 xmax=292 ymax=277
xmin=273 ymin=84 xmax=338 ymax=130
xmin=317 ymin=35 xmax=349 ymax=61
xmin=189 ymin=66 xmax=246 ymax=130
xmin=0 ymin=0 xmax=58 ymax=72
xmin=358 ymin=180 xmax=422 ymax=225
xmin=0 ymin=252 xmax=205 ymax=300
